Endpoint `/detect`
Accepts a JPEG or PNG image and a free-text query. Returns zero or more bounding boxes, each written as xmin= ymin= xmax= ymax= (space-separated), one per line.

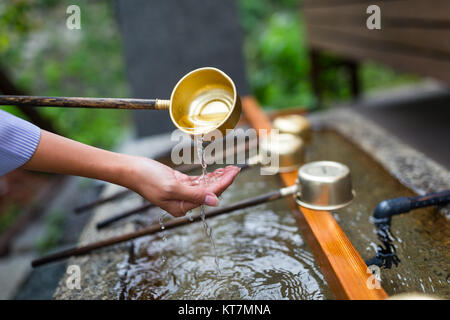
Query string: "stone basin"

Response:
xmin=53 ymin=108 xmax=449 ymax=299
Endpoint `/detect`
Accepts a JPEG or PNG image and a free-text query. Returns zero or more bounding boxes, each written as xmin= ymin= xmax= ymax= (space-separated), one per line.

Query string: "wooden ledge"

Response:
xmin=241 ymin=96 xmax=388 ymax=300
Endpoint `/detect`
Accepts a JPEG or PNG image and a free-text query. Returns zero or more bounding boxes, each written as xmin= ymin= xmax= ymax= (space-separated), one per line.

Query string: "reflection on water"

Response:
xmin=118 ymin=166 xmax=331 ymax=300
xmin=117 ymin=130 xmax=449 ymax=299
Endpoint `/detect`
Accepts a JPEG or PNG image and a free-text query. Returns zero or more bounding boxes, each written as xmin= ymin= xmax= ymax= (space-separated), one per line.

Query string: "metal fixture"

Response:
xmin=366 ymin=190 xmax=450 ymax=269
xmin=273 ymin=114 xmax=312 ymax=141
xmin=249 ymin=132 xmax=305 ymax=173
xmin=295 ymin=161 xmax=354 ymax=210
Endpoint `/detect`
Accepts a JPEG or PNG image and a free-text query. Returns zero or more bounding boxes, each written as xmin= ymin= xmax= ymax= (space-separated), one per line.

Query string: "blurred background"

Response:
xmin=0 ymin=0 xmax=420 ymax=148
xmin=0 ymin=0 xmax=448 ymax=299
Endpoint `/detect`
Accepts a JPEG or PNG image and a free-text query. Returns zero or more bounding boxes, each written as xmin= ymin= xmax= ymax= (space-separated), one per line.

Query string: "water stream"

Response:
xmin=195 ymin=136 xmax=221 ymax=276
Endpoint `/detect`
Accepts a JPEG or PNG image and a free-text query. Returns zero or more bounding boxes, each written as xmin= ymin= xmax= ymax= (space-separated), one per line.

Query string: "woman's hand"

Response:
xmin=24 ymin=130 xmax=241 ymax=217
xmin=128 ymin=157 xmax=240 ymax=217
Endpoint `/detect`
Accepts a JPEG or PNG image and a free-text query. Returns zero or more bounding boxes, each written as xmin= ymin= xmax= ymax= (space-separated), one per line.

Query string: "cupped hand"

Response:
xmin=128 ymin=157 xmax=240 ymax=217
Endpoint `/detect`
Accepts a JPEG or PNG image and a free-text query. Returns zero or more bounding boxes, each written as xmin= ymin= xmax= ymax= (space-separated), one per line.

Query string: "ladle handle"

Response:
xmin=74 ymin=189 xmax=131 ymax=214
xmin=0 ymin=95 xmax=170 ymax=110
xmin=96 ymin=202 xmax=155 ymax=229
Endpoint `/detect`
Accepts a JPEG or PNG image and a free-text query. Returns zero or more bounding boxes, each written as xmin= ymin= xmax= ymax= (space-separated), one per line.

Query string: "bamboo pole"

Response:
xmin=0 ymin=95 xmax=165 ymax=109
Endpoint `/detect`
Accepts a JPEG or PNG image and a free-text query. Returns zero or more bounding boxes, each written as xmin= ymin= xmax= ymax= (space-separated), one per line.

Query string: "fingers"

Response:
xmin=172 ymin=183 xmax=219 ymax=205
xmin=161 ymin=165 xmax=241 ymax=217
xmin=161 ymin=200 xmax=199 ymax=217
xmin=174 ymin=166 xmax=239 ymax=202
xmin=205 ymin=166 xmax=240 ymax=196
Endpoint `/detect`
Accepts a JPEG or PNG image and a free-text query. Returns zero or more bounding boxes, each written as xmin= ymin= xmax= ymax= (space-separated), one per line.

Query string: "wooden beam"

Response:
xmin=301 ymin=0 xmax=450 ymax=84
xmin=241 ymin=96 xmax=388 ymax=300
xmin=303 ymin=0 xmax=450 ymax=22
xmin=303 ymin=14 xmax=450 ymax=55
xmin=305 ymin=26 xmax=450 ymax=84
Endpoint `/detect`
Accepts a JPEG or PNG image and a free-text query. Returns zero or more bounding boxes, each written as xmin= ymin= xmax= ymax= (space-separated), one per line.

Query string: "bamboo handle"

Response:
xmin=96 ymin=202 xmax=155 ymax=229
xmin=31 ymin=188 xmax=287 ymax=267
xmin=74 ymin=189 xmax=131 ymax=214
xmin=0 ymin=95 xmax=170 ymax=110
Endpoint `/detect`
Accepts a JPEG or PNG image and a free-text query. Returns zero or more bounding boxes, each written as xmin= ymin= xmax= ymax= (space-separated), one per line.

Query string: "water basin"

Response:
xmin=116 ymin=130 xmax=449 ymax=299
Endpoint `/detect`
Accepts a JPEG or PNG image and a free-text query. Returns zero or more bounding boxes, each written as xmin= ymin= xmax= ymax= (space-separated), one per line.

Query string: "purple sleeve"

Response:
xmin=0 ymin=109 xmax=41 ymax=176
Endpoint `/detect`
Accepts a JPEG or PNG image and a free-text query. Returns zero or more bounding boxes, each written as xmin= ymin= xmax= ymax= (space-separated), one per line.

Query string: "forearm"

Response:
xmin=20 ymin=130 xmax=239 ymax=217
xmin=23 ymin=130 xmax=135 ymax=188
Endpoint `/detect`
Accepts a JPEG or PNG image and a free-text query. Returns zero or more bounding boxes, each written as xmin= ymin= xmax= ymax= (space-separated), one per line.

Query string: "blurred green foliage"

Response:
xmin=0 ymin=1 xmax=32 ymax=52
xmin=237 ymin=0 xmax=419 ymax=109
xmin=0 ymin=202 xmax=20 ymax=234
xmin=237 ymin=0 xmax=315 ymax=109
xmin=0 ymin=0 xmax=129 ymax=149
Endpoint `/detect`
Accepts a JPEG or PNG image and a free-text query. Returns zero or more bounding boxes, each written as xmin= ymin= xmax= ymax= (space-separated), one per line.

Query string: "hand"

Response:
xmin=128 ymin=157 xmax=240 ymax=217
xmin=23 ymin=130 xmax=240 ymax=217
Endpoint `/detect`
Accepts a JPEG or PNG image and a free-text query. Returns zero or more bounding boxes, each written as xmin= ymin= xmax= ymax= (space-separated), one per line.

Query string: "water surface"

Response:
xmin=117 ymin=130 xmax=449 ymax=299
xmin=118 ymin=165 xmax=332 ymax=300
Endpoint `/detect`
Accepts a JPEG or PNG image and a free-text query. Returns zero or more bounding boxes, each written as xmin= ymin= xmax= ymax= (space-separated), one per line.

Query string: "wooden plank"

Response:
xmin=302 ymin=0 xmax=450 ymax=55
xmin=305 ymin=26 xmax=450 ymax=83
xmin=303 ymin=0 xmax=450 ymax=22
xmin=241 ymin=96 xmax=273 ymax=133
xmin=303 ymin=19 xmax=450 ymax=55
xmin=241 ymin=96 xmax=388 ymax=300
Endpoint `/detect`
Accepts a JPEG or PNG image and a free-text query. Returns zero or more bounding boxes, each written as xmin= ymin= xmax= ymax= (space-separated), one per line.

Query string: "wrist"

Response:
xmin=117 ymin=154 xmax=141 ymax=190
xmin=102 ymin=153 xmax=138 ymax=190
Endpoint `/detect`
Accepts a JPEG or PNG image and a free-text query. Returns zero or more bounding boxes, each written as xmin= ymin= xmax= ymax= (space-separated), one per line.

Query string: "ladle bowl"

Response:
xmin=169 ymin=67 xmax=241 ymax=136
xmin=295 ymin=161 xmax=354 ymax=210
xmin=273 ymin=114 xmax=312 ymax=141
xmin=255 ymin=133 xmax=305 ymax=173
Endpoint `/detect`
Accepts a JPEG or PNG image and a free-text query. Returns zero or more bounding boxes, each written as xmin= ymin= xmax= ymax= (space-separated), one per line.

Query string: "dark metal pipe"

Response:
xmin=96 ymin=202 xmax=155 ymax=229
xmin=366 ymin=190 xmax=450 ymax=269
xmin=373 ymin=190 xmax=450 ymax=224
